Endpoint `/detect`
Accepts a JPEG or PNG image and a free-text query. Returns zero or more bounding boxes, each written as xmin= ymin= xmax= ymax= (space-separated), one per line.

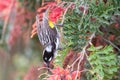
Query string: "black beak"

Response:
xmin=46 ymin=62 xmax=50 ymax=68
xmin=46 ymin=62 xmax=51 ymax=72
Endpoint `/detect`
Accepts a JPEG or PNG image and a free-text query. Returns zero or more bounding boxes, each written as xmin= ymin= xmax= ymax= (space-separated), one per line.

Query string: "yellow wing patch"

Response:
xmin=48 ymin=20 xmax=54 ymax=28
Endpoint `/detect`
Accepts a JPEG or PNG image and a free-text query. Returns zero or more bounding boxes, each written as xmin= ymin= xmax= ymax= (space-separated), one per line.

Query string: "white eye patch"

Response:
xmin=44 ymin=57 xmax=52 ymax=62
xmin=45 ymin=45 xmax=52 ymax=52
xmin=48 ymin=57 xmax=52 ymax=61
xmin=45 ymin=57 xmax=47 ymax=60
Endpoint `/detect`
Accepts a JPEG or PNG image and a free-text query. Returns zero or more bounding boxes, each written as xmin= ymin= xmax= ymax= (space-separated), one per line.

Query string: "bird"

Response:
xmin=36 ymin=8 xmax=60 ymax=67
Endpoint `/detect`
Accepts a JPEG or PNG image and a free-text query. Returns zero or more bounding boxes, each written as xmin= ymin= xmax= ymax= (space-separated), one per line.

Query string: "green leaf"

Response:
xmin=87 ymin=45 xmax=118 ymax=80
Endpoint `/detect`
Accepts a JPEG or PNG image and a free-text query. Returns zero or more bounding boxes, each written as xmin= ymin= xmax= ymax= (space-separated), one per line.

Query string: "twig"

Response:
xmin=71 ymin=32 xmax=95 ymax=80
xmin=70 ymin=16 xmax=95 ymax=69
xmin=84 ymin=32 xmax=95 ymax=68
xmin=59 ymin=2 xmax=73 ymax=42
xmin=78 ymin=4 xmax=88 ymax=30
xmin=75 ymin=52 xmax=85 ymax=79
xmin=85 ymin=33 xmax=103 ymax=80
xmin=70 ymin=31 xmax=95 ymax=71
xmin=37 ymin=67 xmax=51 ymax=71
xmin=37 ymin=66 xmax=52 ymax=80
xmin=70 ymin=52 xmax=83 ymax=71
xmin=0 ymin=0 xmax=15 ymax=44
xmin=103 ymin=38 xmax=120 ymax=52
xmin=42 ymin=0 xmax=44 ymax=6
xmin=79 ymin=69 xmax=89 ymax=73
xmin=55 ymin=0 xmax=61 ymax=3
xmin=38 ymin=71 xmax=49 ymax=80
xmin=60 ymin=2 xmax=73 ymax=25
xmin=74 ymin=45 xmax=87 ymax=80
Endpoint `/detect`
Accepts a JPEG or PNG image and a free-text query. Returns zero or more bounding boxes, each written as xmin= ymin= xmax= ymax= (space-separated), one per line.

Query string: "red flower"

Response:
xmin=49 ymin=6 xmax=65 ymax=23
xmin=71 ymin=71 xmax=81 ymax=80
xmin=47 ymin=75 xmax=61 ymax=80
xmin=65 ymin=75 xmax=72 ymax=80
xmin=0 ymin=0 xmax=16 ymax=19
xmin=37 ymin=2 xmax=57 ymax=21
xmin=0 ymin=0 xmax=11 ymax=11
xmin=51 ymin=67 xmax=65 ymax=75
xmin=47 ymin=67 xmax=81 ymax=80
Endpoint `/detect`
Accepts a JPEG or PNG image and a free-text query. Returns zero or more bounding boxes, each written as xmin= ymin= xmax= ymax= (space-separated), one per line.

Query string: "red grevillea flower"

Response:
xmin=65 ymin=75 xmax=72 ymax=80
xmin=37 ymin=2 xmax=56 ymax=13
xmin=47 ymin=67 xmax=81 ymax=80
xmin=37 ymin=3 xmax=64 ymax=23
xmin=49 ymin=6 xmax=65 ymax=23
xmin=0 ymin=0 xmax=16 ymax=19
xmin=71 ymin=71 xmax=81 ymax=80
xmin=51 ymin=67 xmax=69 ymax=75
xmin=37 ymin=2 xmax=57 ymax=21
xmin=0 ymin=0 xmax=11 ymax=11
xmin=51 ymin=67 xmax=65 ymax=75
xmin=47 ymin=75 xmax=61 ymax=80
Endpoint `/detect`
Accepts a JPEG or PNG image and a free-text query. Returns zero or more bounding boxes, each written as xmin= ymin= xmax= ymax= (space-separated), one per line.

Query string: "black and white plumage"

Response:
xmin=36 ymin=9 xmax=60 ymax=67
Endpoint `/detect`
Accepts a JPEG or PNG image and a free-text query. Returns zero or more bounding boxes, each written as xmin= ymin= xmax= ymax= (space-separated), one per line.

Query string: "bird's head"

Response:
xmin=43 ymin=44 xmax=55 ymax=67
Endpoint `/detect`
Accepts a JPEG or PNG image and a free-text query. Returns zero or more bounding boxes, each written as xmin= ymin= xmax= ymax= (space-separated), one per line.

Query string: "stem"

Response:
xmin=103 ymin=38 xmax=120 ymax=52
xmin=70 ymin=32 xmax=95 ymax=80
xmin=78 ymin=4 xmax=87 ymax=30
xmin=38 ymin=67 xmax=51 ymax=71
xmin=60 ymin=2 xmax=73 ymax=25
xmin=42 ymin=0 xmax=44 ymax=6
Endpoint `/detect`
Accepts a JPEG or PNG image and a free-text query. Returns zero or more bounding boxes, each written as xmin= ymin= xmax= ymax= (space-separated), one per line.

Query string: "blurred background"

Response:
xmin=0 ymin=0 xmax=44 ymax=80
xmin=0 ymin=0 xmax=120 ymax=80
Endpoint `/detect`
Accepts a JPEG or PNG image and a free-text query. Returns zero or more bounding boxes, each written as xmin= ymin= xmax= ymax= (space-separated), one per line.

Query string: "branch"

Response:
xmin=70 ymin=32 xmax=95 ymax=69
xmin=69 ymin=32 xmax=95 ymax=79
xmin=78 ymin=5 xmax=88 ymax=30
xmin=60 ymin=2 xmax=73 ymax=25
xmin=58 ymin=2 xmax=73 ymax=43
xmin=38 ymin=71 xmax=49 ymax=80
xmin=37 ymin=66 xmax=51 ymax=71
xmin=42 ymin=0 xmax=44 ymax=6
xmin=103 ymin=38 xmax=120 ymax=52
